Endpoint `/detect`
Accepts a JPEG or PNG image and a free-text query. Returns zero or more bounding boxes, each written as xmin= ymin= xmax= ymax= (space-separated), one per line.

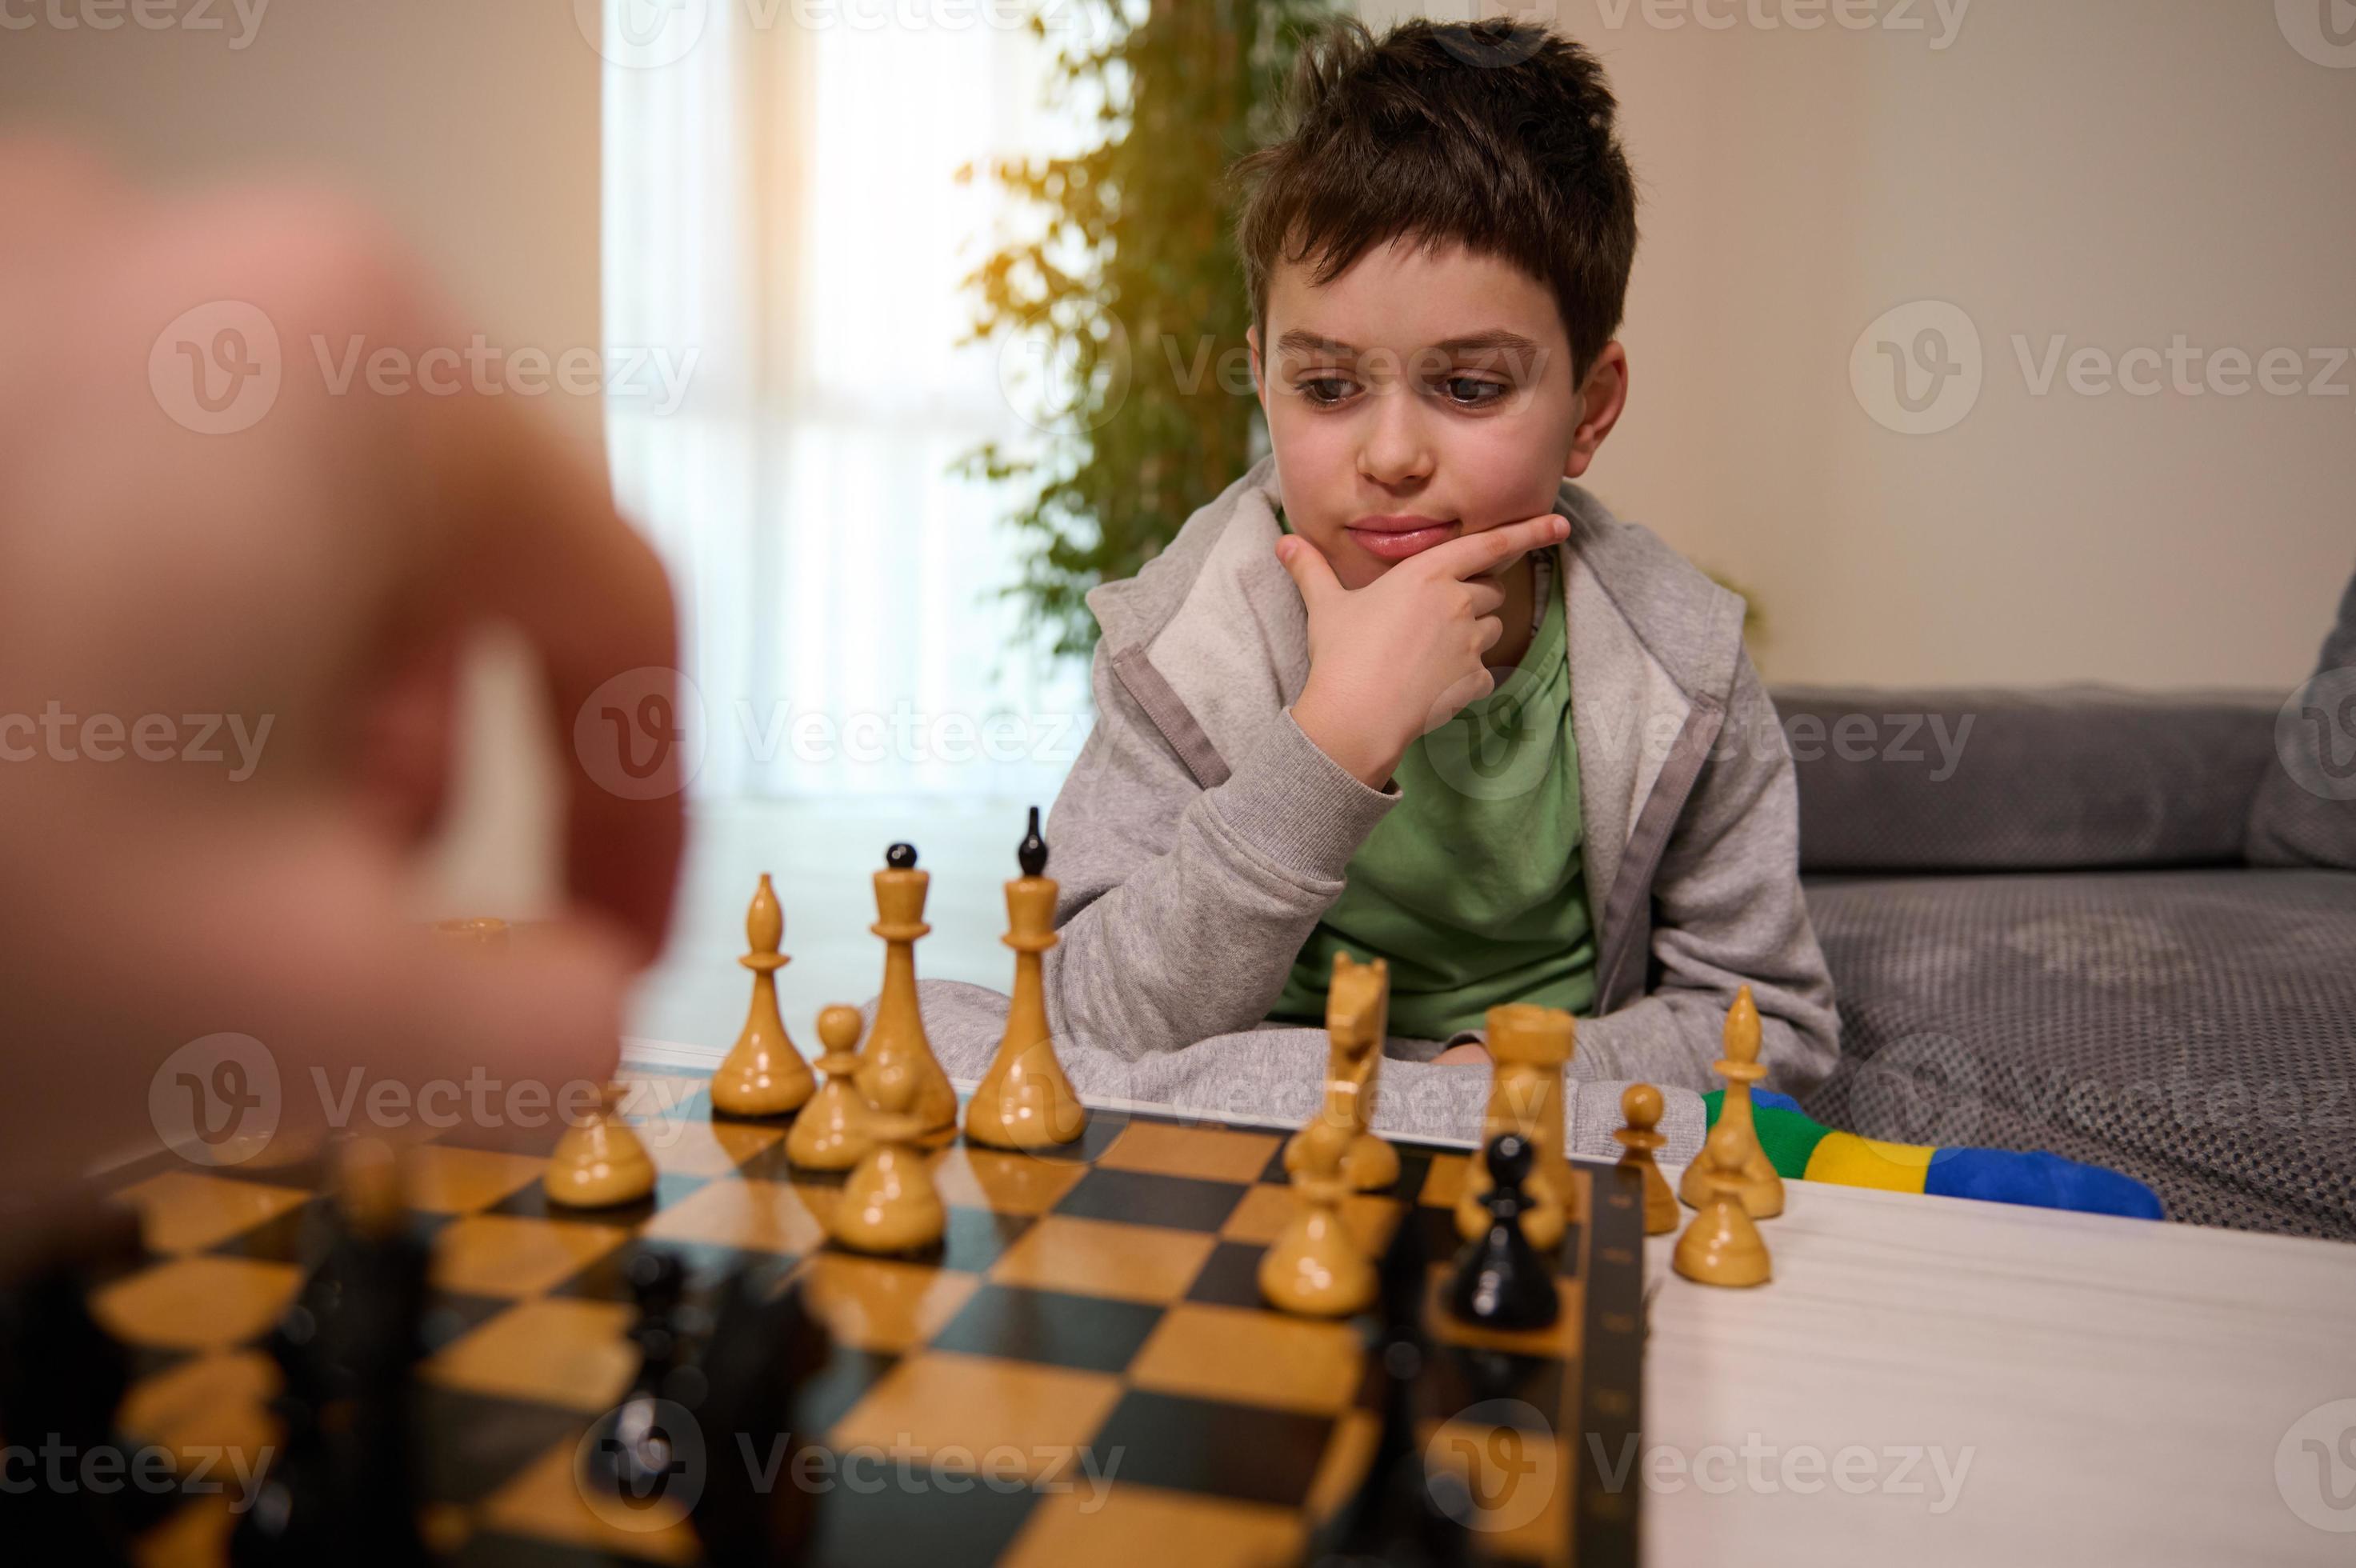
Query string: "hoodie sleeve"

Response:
xmin=1564 ymin=651 xmax=1842 ymax=1095
xmin=1039 ymin=634 xmax=1402 ymax=1060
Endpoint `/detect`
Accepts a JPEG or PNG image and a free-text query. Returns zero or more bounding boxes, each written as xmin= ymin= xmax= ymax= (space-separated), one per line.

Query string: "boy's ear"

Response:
xmin=1246 ymin=324 xmax=1263 ymax=397
xmin=1563 ymin=340 xmax=1630 ymax=482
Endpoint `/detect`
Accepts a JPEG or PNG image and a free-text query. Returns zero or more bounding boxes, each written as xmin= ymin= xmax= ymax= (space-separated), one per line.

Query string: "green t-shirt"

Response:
xmin=1269 ymin=510 xmax=1598 ymax=1038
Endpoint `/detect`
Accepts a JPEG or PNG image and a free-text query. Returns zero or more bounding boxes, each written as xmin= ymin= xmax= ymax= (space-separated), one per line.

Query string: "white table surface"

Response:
xmin=1640 ymin=1166 xmax=2356 ymax=1566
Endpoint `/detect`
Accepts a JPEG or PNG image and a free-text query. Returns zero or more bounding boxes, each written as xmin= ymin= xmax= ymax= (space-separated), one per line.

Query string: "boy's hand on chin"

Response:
xmin=1279 ymin=513 xmax=1571 ymax=789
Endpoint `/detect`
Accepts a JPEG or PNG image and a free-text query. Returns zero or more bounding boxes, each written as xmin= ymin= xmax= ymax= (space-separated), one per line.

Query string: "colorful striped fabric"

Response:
xmin=1702 ymin=1090 xmax=2164 ymax=1220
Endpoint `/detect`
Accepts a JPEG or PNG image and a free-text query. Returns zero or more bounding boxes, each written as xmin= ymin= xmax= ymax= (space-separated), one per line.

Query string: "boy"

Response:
xmin=1031 ymin=16 xmax=1837 ymax=1100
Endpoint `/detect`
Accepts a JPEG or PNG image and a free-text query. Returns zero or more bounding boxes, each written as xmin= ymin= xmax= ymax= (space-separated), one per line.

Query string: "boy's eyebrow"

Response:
xmin=1274 ymin=328 xmax=1545 ymax=362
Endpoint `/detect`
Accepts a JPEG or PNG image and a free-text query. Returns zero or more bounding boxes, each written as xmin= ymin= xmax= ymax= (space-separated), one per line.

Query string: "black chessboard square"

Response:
xmin=410 ymin=1386 xmax=588 ymax=1507
xmin=550 ymin=1238 xmax=760 ymax=1306
xmin=441 ymin=1532 xmax=653 ymax=1568
xmin=1090 ymin=1390 xmax=1333 ymax=1507
xmin=1410 ymin=1203 xmax=1468 ymax=1266
xmin=203 ymin=1197 xmax=450 ymax=1267
xmin=1182 ymin=1240 xmax=1271 ymax=1310
xmin=419 ymin=1290 xmax=518 ymax=1354
xmin=483 ymin=1170 xmax=709 ymax=1225
xmin=793 ymin=1346 xmax=900 ymax=1437
xmin=796 ymin=1466 xmax=1042 ymax=1568
xmin=1017 ymin=1107 xmax=1131 ymax=1166
xmin=1050 ymin=1168 xmax=1246 ymax=1233
xmin=929 ymin=1284 xmax=1162 ymax=1375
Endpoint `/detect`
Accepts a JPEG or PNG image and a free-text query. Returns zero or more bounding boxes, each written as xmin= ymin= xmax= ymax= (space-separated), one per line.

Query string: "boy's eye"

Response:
xmin=1442 ymin=376 xmax=1507 ymax=407
xmin=1299 ymin=377 xmax=1354 ymax=407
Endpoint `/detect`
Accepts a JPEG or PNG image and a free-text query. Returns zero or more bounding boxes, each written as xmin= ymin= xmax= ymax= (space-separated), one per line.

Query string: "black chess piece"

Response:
xmin=1017 ymin=806 xmax=1047 ymax=878
xmin=1447 ymin=1134 xmax=1560 ymax=1331
xmin=683 ymin=1262 xmax=831 ymax=1568
xmin=885 ymin=842 xmax=918 ymax=870
xmin=581 ymin=1249 xmax=692 ymax=1509
xmin=1311 ymin=1210 xmax=1471 ymax=1568
xmin=233 ymin=1193 xmax=431 ymax=1568
xmin=230 ymin=1315 xmax=342 ymax=1566
xmin=0 ymin=1215 xmax=167 ymax=1568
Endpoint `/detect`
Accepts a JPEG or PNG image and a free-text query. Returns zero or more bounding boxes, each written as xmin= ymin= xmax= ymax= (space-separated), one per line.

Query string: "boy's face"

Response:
xmin=1246 ymin=236 xmax=1626 ymax=591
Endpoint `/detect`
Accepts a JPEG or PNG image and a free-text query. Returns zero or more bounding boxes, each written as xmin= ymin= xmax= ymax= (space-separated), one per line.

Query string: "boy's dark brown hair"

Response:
xmin=1229 ymin=17 xmax=1640 ymax=386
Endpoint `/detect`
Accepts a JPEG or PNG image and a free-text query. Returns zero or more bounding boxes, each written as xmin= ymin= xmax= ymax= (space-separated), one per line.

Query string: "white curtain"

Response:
xmin=599 ymin=3 xmax=1098 ymax=802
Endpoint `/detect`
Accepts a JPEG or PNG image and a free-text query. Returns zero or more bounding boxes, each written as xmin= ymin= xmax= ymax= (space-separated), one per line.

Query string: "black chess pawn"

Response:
xmin=683 ymin=1262 xmax=831 ymax=1568
xmin=0 ymin=1221 xmax=168 ymax=1567
xmin=581 ymin=1249 xmax=693 ymax=1508
xmin=1447 ymin=1133 xmax=1561 ymax=1331
xmin=1314 ymin=1214 xmax=1473 ymax=1568
xmin=230 ymin=1316 xmax=342 ymax=1566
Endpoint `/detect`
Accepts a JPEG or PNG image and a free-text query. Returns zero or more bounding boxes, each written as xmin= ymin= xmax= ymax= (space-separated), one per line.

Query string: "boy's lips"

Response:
xmin=1345 ymin=516 xmax=1459 ymax=561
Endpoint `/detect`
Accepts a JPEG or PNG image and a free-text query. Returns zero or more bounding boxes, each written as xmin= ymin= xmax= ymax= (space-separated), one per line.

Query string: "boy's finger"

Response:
xmin=1428 ymin=514 xmax=1571 ymax=581
xmin=1276 ymin=534 xmax=1345 ymax=608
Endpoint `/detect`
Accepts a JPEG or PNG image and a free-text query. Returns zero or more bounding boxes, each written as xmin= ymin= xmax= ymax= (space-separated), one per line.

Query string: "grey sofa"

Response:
xmin=1769 ymin=574 xmax=2356 ymax=1239
xmin=1771 ymin=567 xmax=2356 ymax=1242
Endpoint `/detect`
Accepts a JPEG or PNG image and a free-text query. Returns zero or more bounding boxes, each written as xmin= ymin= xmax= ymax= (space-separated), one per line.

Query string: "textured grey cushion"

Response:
xmin=2246 ymin=563 xmax=2356 ymax=871
xmin=1773 ymin=686 xmax=2278 ymax=874
xmin=1801 ymin=869 xmax=2356 ymax=1238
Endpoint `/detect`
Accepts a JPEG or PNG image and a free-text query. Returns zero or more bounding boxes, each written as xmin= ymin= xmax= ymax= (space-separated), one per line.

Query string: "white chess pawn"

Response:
xmin=827 ymin=1059 xmax=945 ymax=1255
xmin=787 ymin=1006 xmax=871 ymax=1172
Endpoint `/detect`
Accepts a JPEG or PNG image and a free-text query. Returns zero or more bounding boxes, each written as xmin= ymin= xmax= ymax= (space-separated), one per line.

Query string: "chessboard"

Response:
xmin=51 ymin=1066 xmax=1646 ymax=1567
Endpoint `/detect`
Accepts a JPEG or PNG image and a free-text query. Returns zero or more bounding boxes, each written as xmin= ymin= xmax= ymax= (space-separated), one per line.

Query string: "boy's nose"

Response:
xmin=1357 ymin=393 xmax=1434 ymax=490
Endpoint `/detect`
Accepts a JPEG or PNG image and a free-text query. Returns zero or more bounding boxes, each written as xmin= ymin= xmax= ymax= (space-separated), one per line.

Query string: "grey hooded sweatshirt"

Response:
xmin=877 ymin=455 xmax=1835 ymax=1162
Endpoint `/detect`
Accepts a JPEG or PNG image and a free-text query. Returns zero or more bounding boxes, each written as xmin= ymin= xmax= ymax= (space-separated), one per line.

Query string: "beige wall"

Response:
xmin=0 ymin=0 xmax=605 ymax=447
xmin=1378 ymin=0 xmax=2356 ymax=689
xmin=6 ymin=1 xmax=2347 ymax=699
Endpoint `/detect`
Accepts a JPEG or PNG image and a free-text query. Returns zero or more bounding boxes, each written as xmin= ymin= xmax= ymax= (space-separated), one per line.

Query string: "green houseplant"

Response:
xmin=955 ymin=0 xmax=1337 ymax=665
